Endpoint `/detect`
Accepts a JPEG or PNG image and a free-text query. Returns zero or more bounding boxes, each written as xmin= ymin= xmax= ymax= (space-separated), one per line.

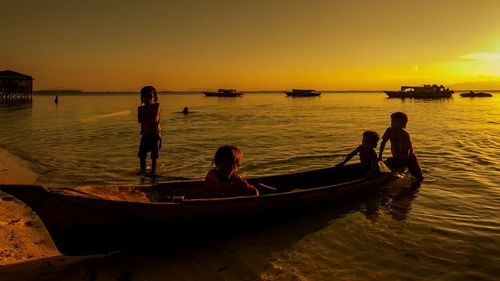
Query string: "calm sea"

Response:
xmin=0 ymin=92 xmax=499 ymax=280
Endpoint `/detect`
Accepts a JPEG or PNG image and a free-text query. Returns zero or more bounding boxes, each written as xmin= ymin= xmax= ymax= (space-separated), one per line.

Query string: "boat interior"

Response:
xmin=64 ymin=164 xmax=373 ymax=203
xmin=146 ymin=163 xmax=367 ymax=201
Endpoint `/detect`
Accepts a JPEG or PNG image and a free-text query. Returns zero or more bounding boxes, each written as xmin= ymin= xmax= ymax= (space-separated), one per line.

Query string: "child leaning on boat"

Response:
xmin=378 ymin=112 xmax=423 ymax=181
xmin=336 ymin=130 xmax=381 ymax=177
xmin=202 ymin=145 xmax=259 ymax=198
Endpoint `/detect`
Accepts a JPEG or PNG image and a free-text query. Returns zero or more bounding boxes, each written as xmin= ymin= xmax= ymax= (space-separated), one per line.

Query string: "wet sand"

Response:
xmin=0 ymin=150 xmax=107 ymax=281
xmin=0 ymin=149 xmax=59 ymax=266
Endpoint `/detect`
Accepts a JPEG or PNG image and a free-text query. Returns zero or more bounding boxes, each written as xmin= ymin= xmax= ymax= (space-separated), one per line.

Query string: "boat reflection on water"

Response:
xmin=0 ymin=99 xmax=33 ymax=108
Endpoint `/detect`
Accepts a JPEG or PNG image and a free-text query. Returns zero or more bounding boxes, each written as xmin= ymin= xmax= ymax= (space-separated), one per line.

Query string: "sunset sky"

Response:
xmin=2 ymin=0 xmax=500 ymax=91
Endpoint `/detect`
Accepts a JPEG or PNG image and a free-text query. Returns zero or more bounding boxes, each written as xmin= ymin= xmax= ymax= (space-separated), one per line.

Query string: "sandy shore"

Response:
xmin=0 ymin=148 xmax=37 ymax=184
xmin=0 ymin=148 xmax=60 ymax=267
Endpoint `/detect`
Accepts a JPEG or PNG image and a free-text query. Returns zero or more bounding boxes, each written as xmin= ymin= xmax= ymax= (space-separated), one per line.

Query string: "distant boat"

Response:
xmin=203 ymin=89 xmax=243 ymax=97
xmin=460 ymin=91 xmax=492 ymax=97
xmin=285 ymin=89 xmax=321 ymax=97
xmin=384 ymin=85 xmax=453 ymax=99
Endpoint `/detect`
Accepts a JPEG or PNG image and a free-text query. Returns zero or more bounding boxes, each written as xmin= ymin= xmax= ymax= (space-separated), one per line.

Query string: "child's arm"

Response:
xmin=378 ymin=128 xmax=390 ymax=160
xmin=202 ymin=171 xmax=259 ymax=197
xmin=155 ymin=103 xmax=161 ymax=123
xmin=337 ymin=146 xmax=361 ymax=166
xmin=137 ymin=106 xmax=143 ymax=123
xmin=236 ymin=176 xmax=260 ymax=196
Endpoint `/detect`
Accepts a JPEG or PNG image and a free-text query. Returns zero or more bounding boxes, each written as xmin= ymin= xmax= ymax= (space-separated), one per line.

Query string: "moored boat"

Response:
xmin=285 ymin=89 xmax=321 ymax=97
xmin=384 ymin=85 xmax=453 ymax=99
xmin=459 ymin=91 xmax=492 ymax=97
xmin=0 ymin=164 xmax=404 ymax=256
xmin=203 ymin=89 xmax=243 ymax=97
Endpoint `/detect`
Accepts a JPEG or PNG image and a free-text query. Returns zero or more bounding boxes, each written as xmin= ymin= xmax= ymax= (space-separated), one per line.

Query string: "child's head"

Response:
xmin=141 ymin=86 xmax=157 ymax=103
xmin=390 ymin=112 xmax=408 ymax=129
xmin=362 ymin=130 xmax=379 ymax=148
xmin=213 ymin=145 xmax=243 ymax=176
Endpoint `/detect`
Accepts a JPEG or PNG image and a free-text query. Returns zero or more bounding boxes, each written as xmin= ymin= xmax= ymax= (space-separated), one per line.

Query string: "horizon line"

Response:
xmin=33 ymin=89 xmax=500 ymax=93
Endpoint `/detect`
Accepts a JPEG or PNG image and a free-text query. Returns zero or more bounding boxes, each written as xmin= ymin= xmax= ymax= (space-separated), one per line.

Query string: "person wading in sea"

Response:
xmin=137 ymin=86 xmax=161 ymax=176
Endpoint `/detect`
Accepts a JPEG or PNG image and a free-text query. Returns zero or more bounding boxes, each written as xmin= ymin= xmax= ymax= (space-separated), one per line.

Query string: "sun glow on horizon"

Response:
xmin=3 ymin=1 xmax=500 ymax=91
xmin=461 ymin=52 xmax=500 ymax=61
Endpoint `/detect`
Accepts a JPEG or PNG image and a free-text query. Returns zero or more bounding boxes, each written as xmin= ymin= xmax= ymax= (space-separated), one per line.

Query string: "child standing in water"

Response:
xmin=337 ymin=130 xmax=381 ymax=177
xmin=202 ymin=145 xmax=259 ymax=198
xmin=378 ymin=112 xmax=423 ymax=180
xmin=137 ymin=86 xmax=161 ymax=175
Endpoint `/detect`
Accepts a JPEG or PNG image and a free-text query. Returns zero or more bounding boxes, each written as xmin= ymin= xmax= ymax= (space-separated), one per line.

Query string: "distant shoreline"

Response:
xmin=34 ymin=90 xmax=387 ymax=95
xmin=34 ymin=89 xmax=500 ymax=94
xmin=35 ymin=90 xmax=83 ymax=94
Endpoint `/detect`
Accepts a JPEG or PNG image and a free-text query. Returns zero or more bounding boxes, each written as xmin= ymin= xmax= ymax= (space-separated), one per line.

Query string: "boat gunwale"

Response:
xmin=0 ymin=164 xmax=396 ymax=208
xmin=184 ymin=176 xmax=374 ymax=204
xmin=45 ymin=172 xmax=392 ymax=206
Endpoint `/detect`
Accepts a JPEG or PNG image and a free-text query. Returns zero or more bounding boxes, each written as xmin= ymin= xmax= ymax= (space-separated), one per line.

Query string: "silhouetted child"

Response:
xmin=379 ymin=112 xmax=423 ymax=180
xmin=337 ymin=130 xmax=380 ymax=176
xmin=137 ymin=86 xmax=161 ymax=175
xmin=202 ymin=145 xmax=259 ymax=198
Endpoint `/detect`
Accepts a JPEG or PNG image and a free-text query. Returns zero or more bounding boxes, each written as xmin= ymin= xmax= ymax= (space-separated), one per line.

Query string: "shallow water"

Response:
xmin=0 ymin=92 xmax=499 ymax=280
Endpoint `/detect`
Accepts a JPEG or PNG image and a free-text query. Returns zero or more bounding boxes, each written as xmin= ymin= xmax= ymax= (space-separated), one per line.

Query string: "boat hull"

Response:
xmin=203 ymin=92 xmax=243 ymax=97
xmin=0 ymin=164 xmax=402 ymax=255
xmin=384 ymin=90 xmax=453 ymax=99
xmin=460 ymin=92 xmax=492 ymax=97
xmin=285 ymin=92 xmax=321 ymax=97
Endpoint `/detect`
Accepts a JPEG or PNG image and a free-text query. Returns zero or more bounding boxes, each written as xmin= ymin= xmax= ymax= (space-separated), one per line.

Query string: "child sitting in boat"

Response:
xmin=378 ymin=112 xmax=423 ymax=181
xmin=137 ymin=86 xmax=161 ymax=175
xmin=336 ymin=130 xmax=380 ymax=176
xmin=202 ymin=145 xmax=259 ymax=198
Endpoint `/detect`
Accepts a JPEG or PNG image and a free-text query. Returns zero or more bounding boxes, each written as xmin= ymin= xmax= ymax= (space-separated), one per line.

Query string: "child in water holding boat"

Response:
xmin=202 ymin=145 xmax=259 ymax=198
xmin=379 ymin=112 xmax=423 ymax=181
xmin=137 ymin=86 xmax=161 ymax=175
xmin=337 ymin=130 xmax=381 ymax=176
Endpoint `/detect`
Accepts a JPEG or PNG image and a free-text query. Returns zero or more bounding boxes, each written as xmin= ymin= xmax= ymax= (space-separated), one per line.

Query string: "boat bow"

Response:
xmin=0 ymin=184 xmax=51 ymax=207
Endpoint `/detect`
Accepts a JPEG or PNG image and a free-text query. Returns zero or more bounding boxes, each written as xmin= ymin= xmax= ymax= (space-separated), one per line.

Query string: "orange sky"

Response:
xmin=2 ymin=0 xmax=500 ymax=91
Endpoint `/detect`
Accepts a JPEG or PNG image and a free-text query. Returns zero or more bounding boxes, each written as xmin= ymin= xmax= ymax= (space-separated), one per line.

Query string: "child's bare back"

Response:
xmin=379 ymin=112 xmax=423 ymax=180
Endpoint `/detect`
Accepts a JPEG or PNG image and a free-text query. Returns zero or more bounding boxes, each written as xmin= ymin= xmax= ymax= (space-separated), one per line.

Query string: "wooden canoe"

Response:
xmin=0 ymin=163 xmax=403 ymax=256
